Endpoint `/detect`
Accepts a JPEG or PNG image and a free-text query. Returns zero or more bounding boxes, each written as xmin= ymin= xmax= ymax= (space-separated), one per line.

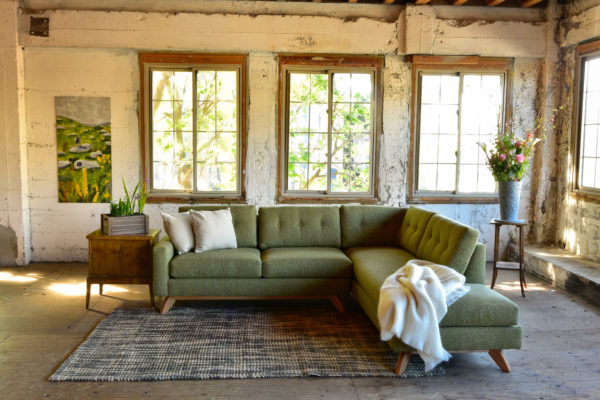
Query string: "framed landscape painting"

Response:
xmin=55 ymin=96 xmax=111 ymax=203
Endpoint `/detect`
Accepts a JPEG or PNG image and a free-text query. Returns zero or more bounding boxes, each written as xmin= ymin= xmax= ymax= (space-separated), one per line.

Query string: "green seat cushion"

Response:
xmin=415 ymin=214 xmax=479 ymax=274
xmin=170 ymin=248 xmax=262 ymax=278
xmin=262 ymin=247 xmax=353 ymax=278
xmin=346 ymin=246 xmax=414 ymax=304
xmin=395 ymin=206 xmax=436 ymax=254
xmin=179 ymin=205 xmax=257 ymax=248
xmin=340 ymin=205 xmax=407 ymax=249
xmin=441 ymin=284 xmax=520 ymax=327
xmin=258 ymin=206 xmax=341 ymax=250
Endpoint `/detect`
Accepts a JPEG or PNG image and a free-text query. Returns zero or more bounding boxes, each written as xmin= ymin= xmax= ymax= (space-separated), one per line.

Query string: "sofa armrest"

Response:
xmin=153 ymin=235 xmax=174 ymax=296
xmin=463 ymin=242 xmax=486 ymax=284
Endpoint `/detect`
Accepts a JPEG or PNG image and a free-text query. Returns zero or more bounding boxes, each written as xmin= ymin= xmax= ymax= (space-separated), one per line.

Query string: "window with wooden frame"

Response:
xmin=409 ymin=56 xmax=512 ymax=203
xmin=573 ymin=40 xmax=600 ymax=199
xmin=278 ymin=55 xmax=382 ymax=203
xmin=140 ymin=53 xmax=246 ymax=202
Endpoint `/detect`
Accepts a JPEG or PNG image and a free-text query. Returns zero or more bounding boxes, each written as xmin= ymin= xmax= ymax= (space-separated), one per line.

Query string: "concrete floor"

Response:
xmin=1 ymin=263 xmax=599 ymax=400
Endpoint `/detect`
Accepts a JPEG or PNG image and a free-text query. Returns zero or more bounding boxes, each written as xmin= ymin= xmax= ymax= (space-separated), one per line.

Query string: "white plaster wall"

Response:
xmin=14 ymin=2 xmax=550 ymax=262
xmin=556 ymin=0 xmax=600 ymax=263
xmin=24 ymin=47 xmax=139 ymax=261
xmin=0 ymin=0 xmax=30 ymax=266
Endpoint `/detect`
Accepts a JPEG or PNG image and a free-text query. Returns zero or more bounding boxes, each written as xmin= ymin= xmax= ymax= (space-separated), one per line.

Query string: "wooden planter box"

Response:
xmin=101 ymin=214 xmax=149 ymax=236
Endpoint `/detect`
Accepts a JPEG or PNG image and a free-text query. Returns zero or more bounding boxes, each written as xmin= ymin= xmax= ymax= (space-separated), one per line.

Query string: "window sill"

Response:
xmin=147 ymin=194 xmax=246 ymax=204
xmin=277 ymin=196 xmax=379 ymax=205
xmin=409 ymin=194 xmax=498 ymax=204
xmin=570 ymin=190 xmax=600 ymax=204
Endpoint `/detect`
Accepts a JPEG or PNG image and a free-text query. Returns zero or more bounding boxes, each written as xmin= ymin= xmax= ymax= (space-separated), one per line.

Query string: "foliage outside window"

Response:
xmin=409 ymin=56 xmax=511 ymax=203
xmin=140 ymin=53 xmax=246 ymax=201
xmin=574 ymin=41 xmax=600 ymax=195
xmin=279 ymin=56 xmax=381 ymax=202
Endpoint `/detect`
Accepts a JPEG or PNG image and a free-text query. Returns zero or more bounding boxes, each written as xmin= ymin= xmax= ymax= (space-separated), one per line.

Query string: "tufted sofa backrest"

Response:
xmin=179 ymin=205 xmax=257 ymax=248
xmin=340 ymin=205 xmax=407 ymax=248
xmin=258 ymin=206 xmax=341 ymax=250
xmin=415 ymin=214 xmax=479 ymax=274
xmin=395 ymin=206 xmax=436 ymax=255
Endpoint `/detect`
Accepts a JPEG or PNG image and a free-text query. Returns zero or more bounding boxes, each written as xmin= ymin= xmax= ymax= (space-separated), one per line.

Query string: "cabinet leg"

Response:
xmin=99 ymin=284 xmax=103 ymax=295
xmin=86 ymin=279 xmax=91 ymax=309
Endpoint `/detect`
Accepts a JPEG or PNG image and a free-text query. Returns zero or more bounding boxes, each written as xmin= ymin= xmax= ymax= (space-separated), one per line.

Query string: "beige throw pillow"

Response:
xmin=161 ymin=211 xmax=194 ymax=254
xmin=190 ymin=208 xmax=238 ymax=253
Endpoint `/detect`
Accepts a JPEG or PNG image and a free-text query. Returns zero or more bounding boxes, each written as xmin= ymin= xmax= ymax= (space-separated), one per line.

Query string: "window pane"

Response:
xmin=333 ymin=74 xmax=352 ymax=102
xmin=438 ymin=135 xmax=457 ymax=163
xmin=309 ymin=134 xmax=328 ymax=163
xmin=579 ymin=55 xmax=600 ymax=189
xmin=351 ymin=74 xmax=372 ymax=102
xmin=420 ymin=105 xmax=440 ymax=134
xmin=311 ymin=74 xmax=328 ymax=103
xmin=290 ymin=73 xmax=310 ymax=102
xmin=330 ymin=163 xmax=348 ymax=192
xmin=351 ymin=103 xmax=371 ymax=133
xmin=419 ymin=134 xmax=439 ymax=164
xmin=217 ymin=71 xmax=237 ymax=101
xmin=215 ymin=132 xmax=237 ymax=163
xmin=197 ymin=71 xmax=216 ymax=101
xmin=437 ymin=164 xmax=456 ymax=191
xmin=458 ymin=165 xmax=478 ymax=192
xmin=308 ymin=163 xmax=327 ymax=191
xmin=310 ymin=103 xmax=328 ymax=133
xmin=421 ymin=75 xmax=440 ymax=104
xmin=197 ymin=162 xmax=236 ymax=191
xmin=288 ymin=163 xmax=308 ymax=190
xmin=332 ymin=103 xmax=351 ymax=133
xmin=153 ymin=161 xmax=192 ymax=190
xmin=418 ymin=164 xmax=437 ymax=191
xmin=440 ymin=75 xmax=459 ymax=105
xmin=197 ymin=132 xmax=215 ymax=163
xmin=216 ymin=101 xmax=237 ymax=131
xmin=289 ymin=133 xmax=309 ymax=163
xmin=290 ymin=104 xmax=310 ymax=133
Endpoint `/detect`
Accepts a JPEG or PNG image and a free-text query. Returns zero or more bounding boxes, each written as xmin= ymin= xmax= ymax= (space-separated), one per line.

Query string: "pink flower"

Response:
xmin=527 ymin=132 xmax=533 ymax=139
xmin=515 ymin=154 xmax=525 ymax=163
xmin=515 ymin=141 xmax=522 ymax=148
xmin=499 ymin=154 xmax=506 ymax=160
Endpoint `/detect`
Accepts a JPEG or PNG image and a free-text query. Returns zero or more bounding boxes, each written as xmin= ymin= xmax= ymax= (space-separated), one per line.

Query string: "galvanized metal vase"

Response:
xmin=498 ymin=180 xmax=522 ymax=221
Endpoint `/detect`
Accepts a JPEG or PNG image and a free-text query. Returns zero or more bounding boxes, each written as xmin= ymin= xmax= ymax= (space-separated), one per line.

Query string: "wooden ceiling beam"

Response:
xmin=486 ymin=0 xmax=506 ymax=5
xmin=415 ymin=0 xmax=431 ymax=4
xmin=348 ymin=0 xmax=359 ymax=3
xmin=521 ymin=0 xmax=543 ymax=6
xmin=383 ymin=0 xmax=396 ymax=4
xmin=453 ymin=0 xmax=469 ymax=4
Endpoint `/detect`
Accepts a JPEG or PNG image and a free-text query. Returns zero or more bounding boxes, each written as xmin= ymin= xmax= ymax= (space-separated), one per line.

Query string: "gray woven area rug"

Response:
xmin=50 ymin=303 xmax=444 ymax=381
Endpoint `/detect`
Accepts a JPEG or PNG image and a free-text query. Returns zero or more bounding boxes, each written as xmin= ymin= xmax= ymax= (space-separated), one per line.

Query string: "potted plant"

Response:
xmin=101 ymin=178 xmax=149 ymax=235
xmin=479 ymin=107 xmax=562 ymax=221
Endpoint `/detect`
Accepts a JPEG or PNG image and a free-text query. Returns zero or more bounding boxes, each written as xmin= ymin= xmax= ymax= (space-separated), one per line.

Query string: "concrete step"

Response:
xmin=523 ymin=245 xmax=600 ymax=307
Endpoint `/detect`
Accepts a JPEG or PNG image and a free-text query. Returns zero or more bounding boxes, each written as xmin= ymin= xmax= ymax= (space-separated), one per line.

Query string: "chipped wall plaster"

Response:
xmin=3 ymin=2 xmax=555 ymax=262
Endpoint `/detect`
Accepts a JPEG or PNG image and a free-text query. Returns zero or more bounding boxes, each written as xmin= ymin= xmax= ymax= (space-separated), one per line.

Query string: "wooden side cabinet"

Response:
xmin=86 ymin=229 xmax=160 ymax=309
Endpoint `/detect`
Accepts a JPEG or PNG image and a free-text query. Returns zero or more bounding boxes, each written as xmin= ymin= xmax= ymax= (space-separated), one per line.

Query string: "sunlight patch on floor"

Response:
xmin=494 ymin=279 xmax=550 ymax=292
xmin=0 ymin=271 xmax=39 ymax=283
xmin=47 ymin=283 xmax=130 ymax=296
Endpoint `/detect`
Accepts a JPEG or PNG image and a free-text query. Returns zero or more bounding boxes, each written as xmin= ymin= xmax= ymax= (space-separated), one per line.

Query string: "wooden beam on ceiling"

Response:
xmin=348 ymin=0 xmax=359 ymax=3
xmin=453 ymin=0 xmax=469 ymax=4
xmin=383 ymin=0 xmax=395 ymax=4
xmin=486 ymin=0 xmax=506 ymax=5
xmin=521 ymin=0 xmax=543 ymax=6
xmin=415 ymin=0 xmax=431 ymax=4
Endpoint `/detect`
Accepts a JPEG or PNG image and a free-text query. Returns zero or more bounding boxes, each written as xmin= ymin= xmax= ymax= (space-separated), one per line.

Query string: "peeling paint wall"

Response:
xmin=3 ymin=0 xmax=553 ymax=262
xmin=0 ymin=0 xmax=30 ymax=266
xmin=553 ymin=0 xmax=600 ymax=262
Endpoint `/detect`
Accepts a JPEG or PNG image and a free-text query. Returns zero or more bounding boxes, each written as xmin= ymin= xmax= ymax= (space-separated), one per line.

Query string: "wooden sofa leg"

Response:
xmin=395 ymin=352 xmax=411 ymax=375
xmin=488 ymin=349 xmax=511 ymax=372
xmin=160 ymin=296 xmax=176 ymax=314
xmin=330 ymin=296 xmax=345 ymax=312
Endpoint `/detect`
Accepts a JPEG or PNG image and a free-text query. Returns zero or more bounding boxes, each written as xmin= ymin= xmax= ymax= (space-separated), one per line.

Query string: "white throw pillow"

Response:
xmin=161 ymin=211 xmax=194 ymax=254
xmin=190 ymin=208 xmax=238 ymax=253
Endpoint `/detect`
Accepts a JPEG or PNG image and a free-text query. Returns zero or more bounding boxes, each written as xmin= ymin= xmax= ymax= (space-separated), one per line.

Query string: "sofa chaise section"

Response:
xmin=342 ymin=205 xmax=522 ymax=374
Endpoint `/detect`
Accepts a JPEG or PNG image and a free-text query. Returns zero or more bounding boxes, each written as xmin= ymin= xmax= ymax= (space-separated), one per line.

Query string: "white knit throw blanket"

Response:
xmin=377 ymin=259 xmax=470 ymax=371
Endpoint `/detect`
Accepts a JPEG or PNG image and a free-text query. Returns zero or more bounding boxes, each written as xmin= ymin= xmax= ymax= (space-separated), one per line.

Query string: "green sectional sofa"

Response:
xmin=153 ymin=204 xmax=521 ymax=374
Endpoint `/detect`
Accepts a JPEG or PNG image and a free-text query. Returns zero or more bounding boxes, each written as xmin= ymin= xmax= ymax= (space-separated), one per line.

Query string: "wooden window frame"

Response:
xmin=571 ymin=39 xmax=600 ymax=204
xmin=139 ymin=52 xmax=248 ymax=203
xmin=408 ymin=55 xmax=513 ymax=204
xmin=277 ymin=54 xmax=383 ymax=204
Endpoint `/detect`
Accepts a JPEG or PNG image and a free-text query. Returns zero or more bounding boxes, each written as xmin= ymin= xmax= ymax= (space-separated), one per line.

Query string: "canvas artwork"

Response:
xmin=56 ymin=96 xmax=111 ymax=203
